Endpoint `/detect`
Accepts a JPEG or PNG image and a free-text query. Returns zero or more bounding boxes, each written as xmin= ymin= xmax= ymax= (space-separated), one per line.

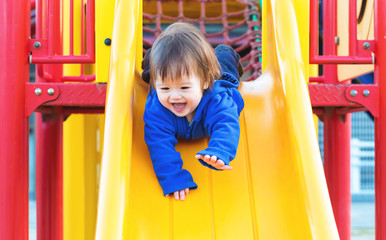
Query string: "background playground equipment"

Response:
xmin=1 ymin=0 xmax=386 ymax=240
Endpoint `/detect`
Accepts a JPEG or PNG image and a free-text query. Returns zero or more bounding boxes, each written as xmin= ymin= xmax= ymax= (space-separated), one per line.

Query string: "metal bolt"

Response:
xmin=47 ymin=88 xmax=55 ymax=96
xmin=363 ymin=42 xmax=371 ymax=50
xmin=363 ymin=89 xmax=370 ymax=97
xmin=33 ymin=42 xmax=41 ymax=49
xmin=335 ymin=36 xmax=340 ymax=45
xmin=350 ymin=90 xmax=358 ymax=97
xmin=35 ymin=88 xmax=42 ymax=96
xmin=104 ymin=38 xmax=112 ymax=46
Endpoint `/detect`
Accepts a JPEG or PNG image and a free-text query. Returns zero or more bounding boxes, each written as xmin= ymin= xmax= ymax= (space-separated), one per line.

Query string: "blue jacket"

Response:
xmin=143 ymin=45 xmax=244 ymax=195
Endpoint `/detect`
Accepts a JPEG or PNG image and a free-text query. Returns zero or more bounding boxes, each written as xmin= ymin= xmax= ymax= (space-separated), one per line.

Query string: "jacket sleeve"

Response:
xmin=144 ymin=101 xmax=198 ymax=195
xmin=196 ymin=92 xmax=241 ymax=170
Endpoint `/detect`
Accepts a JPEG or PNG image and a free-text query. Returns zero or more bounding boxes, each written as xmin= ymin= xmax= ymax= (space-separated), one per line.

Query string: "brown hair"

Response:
xmin=149 ymin=22 xmax=221 ymax=89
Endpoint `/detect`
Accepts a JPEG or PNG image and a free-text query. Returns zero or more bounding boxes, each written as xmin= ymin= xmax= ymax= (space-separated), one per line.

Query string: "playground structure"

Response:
xmin=0 ymin=0 xmax=386 ymax=239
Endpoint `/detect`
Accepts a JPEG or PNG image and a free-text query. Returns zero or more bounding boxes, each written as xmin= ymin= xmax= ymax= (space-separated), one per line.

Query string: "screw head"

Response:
xmin=350 ymin=90 xmax=358 ymax=97
xmin=35 ymin=88 xmax=42 ymax=96
xmin=104 ymin=38 xmax=112 ymax=46
xmin=47 ymin=88 xmax=55 ymax=96
xmin=363 ymin=42 xmax=371 ymax=50
xmin=363 ymin=89 xmax=370 ymax=97
xmin=335 ymin=36 xmax=340 ymax=45
xmin=33 ymin=42 xmax=41 ymax=49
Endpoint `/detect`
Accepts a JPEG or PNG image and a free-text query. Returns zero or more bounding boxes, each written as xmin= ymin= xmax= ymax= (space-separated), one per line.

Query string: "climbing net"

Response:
xmin=143 ymin=0 xmax=262 ymax=81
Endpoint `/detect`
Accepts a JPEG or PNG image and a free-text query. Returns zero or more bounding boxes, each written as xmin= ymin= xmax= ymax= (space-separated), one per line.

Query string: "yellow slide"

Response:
xmin=95 ymin=0 xmax=340 ymax=239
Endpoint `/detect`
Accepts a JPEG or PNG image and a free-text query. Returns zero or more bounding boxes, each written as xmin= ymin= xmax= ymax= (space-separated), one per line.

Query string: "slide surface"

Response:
xmin=95 ymin=0 xmax=340 ymax=239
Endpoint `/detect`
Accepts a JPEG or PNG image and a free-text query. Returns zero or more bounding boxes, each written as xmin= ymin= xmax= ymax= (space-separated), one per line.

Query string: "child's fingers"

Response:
xmin=214 ymin=160 xmax=233 ymax=170
xmin=179 ymin=189 xmax=185 ymax=201
xmin=165 ymin=194 xmax=169 ymax=197
xmin=219 ymin=165 xmax=233 ymax=170
xmin=196 ymin=154 xmax=232 ymax=170
xmin=184 ymin=188 xmax=189 ymax=196
xmin=210 ymin=155 xmax=217 ymax=165
xmin=174 ymin=191 xmax=179 ymax=200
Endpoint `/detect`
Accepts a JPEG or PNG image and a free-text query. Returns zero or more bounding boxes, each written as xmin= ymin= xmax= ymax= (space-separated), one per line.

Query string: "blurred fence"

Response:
xmin=351 ymin=138 xmax=375 ymax=201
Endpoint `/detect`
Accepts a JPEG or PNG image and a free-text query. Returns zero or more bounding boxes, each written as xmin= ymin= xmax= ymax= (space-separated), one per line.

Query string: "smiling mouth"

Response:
xmin=172 ymin=103 xmax=186 ymax=112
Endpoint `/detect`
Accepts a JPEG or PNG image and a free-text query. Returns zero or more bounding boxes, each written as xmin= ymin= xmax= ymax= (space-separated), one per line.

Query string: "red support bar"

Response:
xmin=309 ymin=84 xmax=356 ymax=107
xmin=310 ymin=0 xmax=373 ymax=64
xmin=323 ymin=110 xmax=352 ymax=240
xmin=25 ymin=84 xmax=60 ymax=116
xmin=345 ymin=84 xmax=379 ymax=117
xmin=61 ymin=74 xmax=96 ymax=82
xmin=30 ymin=0 xmax=95 ymax=64
xmin=309 ymin=76 xmax=325 ymax=83
xmin=70 ymin=0 xmax=74 ymax=55
xmin=309 ymin=0 xmax=318 ymax=62
xmin=35 ymin=112 xmax=63 ymax=240
xmin=26 ymin=82 xmax=106 ymax=115
xmin=319 ymin=1 xmax=351 ymax=239
xmin=348 ymin=0 xmax=357 ymax=56
xmin=81 ymin=0 xmax=85 ymax=55
xmin=31 ymin=54 xmax=95 ymax=64
xmin=34 ymin=0 xmax=64 ymax=239
xmin=87 ymin=0 xmax=95 ymax=58
xmin=374 ymin=0 xmax=386 ymax=239
xmin=25 ymin=82 xmax=379 ymax=115
xmin=311 ymin=55 xmax=373 ymax=64
xmin=0 ymin=0 xmax=30 ymax=239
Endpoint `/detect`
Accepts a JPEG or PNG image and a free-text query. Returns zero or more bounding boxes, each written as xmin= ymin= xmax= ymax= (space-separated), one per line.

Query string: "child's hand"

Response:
xmin=165 ymin=188 xmax=189 ymax=201
xmin=195 ymin=154 xmax=233 ymax=170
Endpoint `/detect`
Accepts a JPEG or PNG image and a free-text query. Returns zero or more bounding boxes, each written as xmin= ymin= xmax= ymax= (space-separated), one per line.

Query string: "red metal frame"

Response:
xmin=31 ymin=0 xmax=95 ymax=64
xmin=311 ymin=1 xmax=351 ymax=239
xmin=309 ymin=0 xmax=385 ymax=239
xmin=32 ymin=0 xmax=96 ymax=84
xmin=34 ymin=0 xmax=64 ymax=239
xmin=2 ymin=0 xmax=386 ymax=239
xmin=0 ymin=0 xmax=30 ymax=239
xmin=374 ymin=1 xmax=386 ymax=239
xmin=26 ymin=83 xmax=107 ymax=116
xmin=309 ymin=0 xmax=373 ymax=65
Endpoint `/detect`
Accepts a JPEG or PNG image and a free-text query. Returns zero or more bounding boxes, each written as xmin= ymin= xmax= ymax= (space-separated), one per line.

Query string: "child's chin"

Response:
xmin=174 ymin=112 xmax=187 ymax=118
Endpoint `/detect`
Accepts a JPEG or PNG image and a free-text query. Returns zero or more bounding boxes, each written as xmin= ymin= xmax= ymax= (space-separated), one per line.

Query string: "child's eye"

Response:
xmin=181 ymin=86 xmax=190 ymax=90
xmin=160 ymin=87 xmax=169 ymax=90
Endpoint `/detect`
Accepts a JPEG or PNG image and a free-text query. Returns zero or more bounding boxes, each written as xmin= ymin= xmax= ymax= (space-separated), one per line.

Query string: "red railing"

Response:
xmin=309 ymin=0 xmax=374 ymax=65
xmin=31 ymin=0 xmax=96 ymax=83
xmin=31 ymin=0 xmax=95 ymax=64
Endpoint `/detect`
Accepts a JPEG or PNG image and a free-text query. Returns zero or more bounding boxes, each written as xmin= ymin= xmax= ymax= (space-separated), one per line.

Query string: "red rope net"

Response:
xmin=143 ymin=0 xmax=262 ymax=81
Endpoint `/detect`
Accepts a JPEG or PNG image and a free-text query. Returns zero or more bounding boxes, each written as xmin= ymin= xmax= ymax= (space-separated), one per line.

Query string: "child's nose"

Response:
xmin=170 ymin=92 xmax=182 ymax=100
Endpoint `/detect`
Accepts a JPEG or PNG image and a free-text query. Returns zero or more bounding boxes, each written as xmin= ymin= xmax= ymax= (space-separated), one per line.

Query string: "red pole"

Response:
xmin=35 ymin=0 xmax=64 ymax=239
xmin=323 ymin=110 xmax=351 ymax=240
xmin=374 ymin=0 xmax=386 ymax=239
xmin=35 ymin=112 xmax=63 ymax=240
xmin=0 ymin=0 xmax=30 ymax=239
xmin=322 ymin=1 xmax=351 ymax=239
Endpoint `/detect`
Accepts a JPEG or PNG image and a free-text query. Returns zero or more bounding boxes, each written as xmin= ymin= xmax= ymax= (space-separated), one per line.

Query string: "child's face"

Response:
xmin=155 ymin=73 xmax=204 ymax=122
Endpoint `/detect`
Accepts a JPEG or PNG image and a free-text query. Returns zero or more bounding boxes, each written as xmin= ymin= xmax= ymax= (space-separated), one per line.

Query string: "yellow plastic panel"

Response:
xmin=337 ymin=0 xmax=374 ymax=81
xmin=96 ymin=0 xmax=116 ymax=83
xmin=95 ymin=0 xmax=339 ymax=239
xmin=62 ymin=1 xmax=98 ymax=239
xmin=63 ymin=115 xmax=98 ymax=240
xmin=63 ymin=115 xmax=86 ymax=240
